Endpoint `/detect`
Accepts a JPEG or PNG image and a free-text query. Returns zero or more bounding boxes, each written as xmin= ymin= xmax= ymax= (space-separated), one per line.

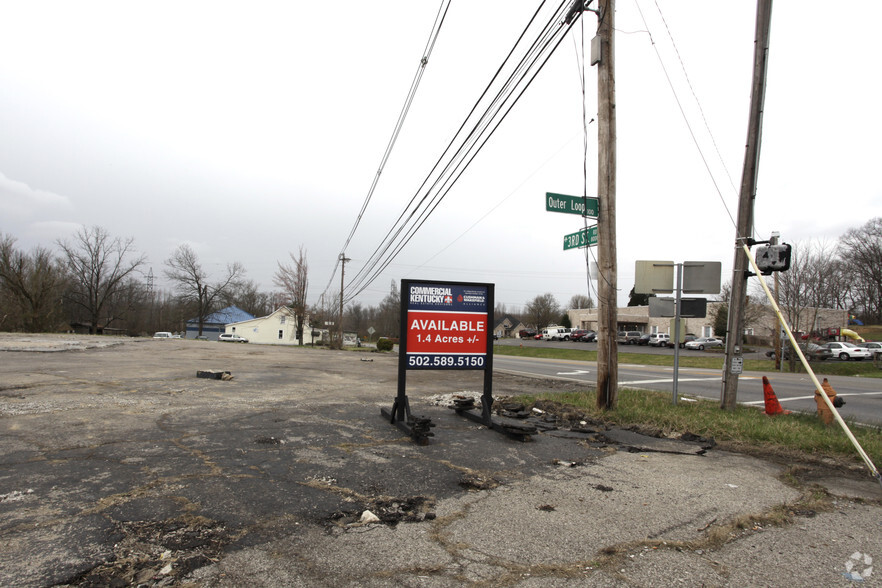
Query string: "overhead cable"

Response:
xmin=319 ymin=0 xmax=452 ymax=301
xmin=344 ymin=0 xmax=586 ymax=302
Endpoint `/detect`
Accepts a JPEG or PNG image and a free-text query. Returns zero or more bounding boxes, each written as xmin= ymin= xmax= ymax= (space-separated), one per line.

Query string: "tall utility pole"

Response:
xmin=338 ymin=253 xmax=350 ymax=348
xmin=595 ymin=0 xmax=618 ymax=409
xmin=721 ymin=0 xmax=773 ymax=409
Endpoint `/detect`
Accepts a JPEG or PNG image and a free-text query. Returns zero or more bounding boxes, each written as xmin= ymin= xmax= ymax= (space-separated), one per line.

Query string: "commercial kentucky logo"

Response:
xmin=409 ymin=286 xmax=453 ymax=306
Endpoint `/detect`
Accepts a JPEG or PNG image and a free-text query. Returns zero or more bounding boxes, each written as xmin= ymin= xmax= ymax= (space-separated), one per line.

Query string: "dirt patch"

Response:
xmin=65 ymin=515 xmax=231 ymax=587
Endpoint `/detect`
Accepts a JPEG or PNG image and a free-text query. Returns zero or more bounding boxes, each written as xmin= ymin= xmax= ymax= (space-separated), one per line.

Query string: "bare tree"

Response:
xmin=525 ymin=293 xmax=560 ymax=331
xmin=346 ymin=301 xmax=367 ymax=339
xmin=164 ymin=244 xmax=245 ymax=337
xmin=273 ymin=246 xmax=309 ymax=345
xmin=57 ymin=226 xmax=146 ymax=334
xmin=839 ymin=217 xmax=882 ymax=323
xmin=758 ymin=240 xmax=842 ymax=370
xmin=713 ymin=280 xmax=764 ymax=341
xmin=0 ymin=233 xmax=67 ymax=332
xmin=220 ymin=278 xmax=272 ymax=318
xmin=568 ymin=294 xmax=594 ymax=310
xmin=377 ymin=280 xmax=401 ymax=338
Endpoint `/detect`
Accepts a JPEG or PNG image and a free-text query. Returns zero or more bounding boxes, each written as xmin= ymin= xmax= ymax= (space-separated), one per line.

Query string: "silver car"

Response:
xmin=684 ymin=337 xmax=724 ymax=350
xmin=822 ymin=341 xmax=871 ymax=361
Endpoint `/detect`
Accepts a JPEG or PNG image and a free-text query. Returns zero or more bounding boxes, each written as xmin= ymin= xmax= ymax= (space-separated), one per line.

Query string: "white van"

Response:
xmin=153 ymin=332 xmax=173 ymax=339
xmin=541 ymin=326 xmax=572 ymax=341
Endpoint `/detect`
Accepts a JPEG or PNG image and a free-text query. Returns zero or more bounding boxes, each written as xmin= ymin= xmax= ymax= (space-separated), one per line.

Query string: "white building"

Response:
xmin=224 ymin=307 xmax=316 ymax=345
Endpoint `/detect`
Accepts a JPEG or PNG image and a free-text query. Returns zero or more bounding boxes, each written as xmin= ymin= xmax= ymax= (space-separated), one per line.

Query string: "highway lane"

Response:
xmin=492 ymin=353 xmax=882 ymax=426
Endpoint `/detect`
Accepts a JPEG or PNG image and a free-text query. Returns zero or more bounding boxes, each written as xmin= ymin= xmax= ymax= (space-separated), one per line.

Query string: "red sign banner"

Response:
xmin=406 ymin=310 xmax=487 ymax=355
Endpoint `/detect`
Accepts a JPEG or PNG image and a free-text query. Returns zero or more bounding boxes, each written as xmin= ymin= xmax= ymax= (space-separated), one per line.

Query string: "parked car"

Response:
xmin=648 ymin=333 xmax=670 ymax=347
xmin=569 ymin=329 xmax=589 ymax=341
xmin=636 ymin=333 xmax=652 ymax=346
xmin=864 ymin=342 xmax=882 ymax=351
xmin=684 ymin=337 xmax=724 ymax=350
xmin=578 ymin=330 xmax=597 ymax=342
xmin=821 ymin=341 xmax=871 ymax=361
xmin=766 ymin=343 xmax=832 ymax=361
xmin=666 ymin=334 xmax=697 ymax=348
xmin=219 ymin=333 xmax=248 ymax=343
xmin=153 ymin=332 xmax=174 ymax=339
xmin=616 ymin=331 xmax=644 ymax=345
xmin=519 ymin=329 xmax=538 ymax=339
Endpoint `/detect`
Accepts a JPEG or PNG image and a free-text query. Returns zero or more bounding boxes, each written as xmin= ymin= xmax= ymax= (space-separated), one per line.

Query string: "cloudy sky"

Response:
xmin=1 ymin=1 xmax=880 ymax=312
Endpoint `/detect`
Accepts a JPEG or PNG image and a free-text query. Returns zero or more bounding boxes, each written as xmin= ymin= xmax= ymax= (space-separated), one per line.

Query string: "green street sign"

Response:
xmin=563 ymin=225 xmax=598 ymax=250
xmin=546 ymin=192 xmax=599 ymax=217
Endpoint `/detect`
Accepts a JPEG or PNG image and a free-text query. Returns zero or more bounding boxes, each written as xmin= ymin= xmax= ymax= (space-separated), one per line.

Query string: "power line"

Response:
xmin=345 ymin=1 xmax=563 ymax=296
xmin=319 ymin=0 xmax=452 ymax=300
xmin=633 ymin=0 xmax=738 ymax=232
xmin=344 ymin=1 xmax=586 ymax=303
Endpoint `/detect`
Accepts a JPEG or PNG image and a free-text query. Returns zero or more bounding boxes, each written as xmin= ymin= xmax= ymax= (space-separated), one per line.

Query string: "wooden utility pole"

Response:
xmin=595 ymin=0 xmax=618 ymax=409
xmin=338 ymin=253 xmax=350 ymax=349
xmin=721 ymin=0 xmax=773 ymax=409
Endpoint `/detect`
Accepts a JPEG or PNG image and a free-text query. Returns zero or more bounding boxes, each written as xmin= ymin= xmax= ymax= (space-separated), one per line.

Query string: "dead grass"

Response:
xmin=514 ymin=388 xmax=882 ymax=467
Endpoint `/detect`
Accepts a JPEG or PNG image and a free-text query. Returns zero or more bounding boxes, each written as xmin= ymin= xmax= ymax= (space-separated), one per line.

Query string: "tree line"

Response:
xmin=0 ymin=226 xmax=422 ymax=340
xmin=3 ymin=218 xmax=877 ymax=338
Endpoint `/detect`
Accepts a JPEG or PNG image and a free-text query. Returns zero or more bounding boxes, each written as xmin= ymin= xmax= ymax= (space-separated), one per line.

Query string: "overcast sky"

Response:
xmin=1 ymin=1 xmax=880 ymax=313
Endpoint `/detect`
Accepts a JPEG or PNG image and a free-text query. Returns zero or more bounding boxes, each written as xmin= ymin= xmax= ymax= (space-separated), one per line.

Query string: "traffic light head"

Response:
xmin=754 ymin=243 xmax=792 ymax=274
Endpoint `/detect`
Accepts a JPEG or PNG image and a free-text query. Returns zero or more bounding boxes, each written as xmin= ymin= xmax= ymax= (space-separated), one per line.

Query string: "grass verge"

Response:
xmin=494 ymin=345 xmax=882 ymax=378
xmin=515 ymin=387 xmax=882 ymax=466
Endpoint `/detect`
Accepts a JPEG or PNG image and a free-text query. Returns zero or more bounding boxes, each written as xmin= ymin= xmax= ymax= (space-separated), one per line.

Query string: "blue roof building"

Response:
xmin=186 ymin=306 xmax=255 ymax=340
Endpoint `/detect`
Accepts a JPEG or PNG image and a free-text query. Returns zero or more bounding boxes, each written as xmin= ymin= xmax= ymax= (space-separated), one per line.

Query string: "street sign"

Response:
xmin=546 ymin=192 xmax=599 ymax=217
xmin=682 ymin=261 xmax=722 ymax=294
xmin=635 ymin=260 xmax=674 ymax=294
xmin=730 ymin=356 xmax=743 ymax=375
xmin=649 ymin=297 xmax=708 ymax=318
xmin=563 ymin=225 xmax=598 ymax=250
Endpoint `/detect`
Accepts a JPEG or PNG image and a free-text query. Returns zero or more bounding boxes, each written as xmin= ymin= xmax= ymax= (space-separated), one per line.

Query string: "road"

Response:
xmin=493 ymin=339 xmax=882 ymax=425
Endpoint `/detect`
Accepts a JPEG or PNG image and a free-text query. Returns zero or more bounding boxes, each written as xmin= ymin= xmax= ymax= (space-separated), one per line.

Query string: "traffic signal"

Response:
xmin=754 ymin=243 xmax=791 ymax=274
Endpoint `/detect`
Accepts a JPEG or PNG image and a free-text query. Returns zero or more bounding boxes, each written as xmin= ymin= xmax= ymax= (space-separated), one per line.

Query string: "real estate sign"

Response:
xmin=401 ymin=280 xmax=492 ymax=370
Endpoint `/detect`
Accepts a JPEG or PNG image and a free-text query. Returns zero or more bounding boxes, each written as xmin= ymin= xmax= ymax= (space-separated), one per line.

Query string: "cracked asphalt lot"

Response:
xmin=1 ymin=334 xmax=880 ymax=587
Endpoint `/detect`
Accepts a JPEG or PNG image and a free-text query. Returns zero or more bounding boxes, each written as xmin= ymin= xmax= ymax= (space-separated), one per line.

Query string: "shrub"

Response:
xmin=376 ymin=338 xmax=394 ymax=352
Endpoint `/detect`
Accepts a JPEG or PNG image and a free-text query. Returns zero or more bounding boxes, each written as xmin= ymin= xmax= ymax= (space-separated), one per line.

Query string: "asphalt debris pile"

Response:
xmin=65 ymin=515 xmax=230 ymax=587
xmin=459 ymin=472 xmax=500 ymax=491
xmin=196 ymin=370 xmax=233 ymax=380
xmin=254 ymin=435 xmax=283 ymax=445
xmin=328 ymin=495 xmax=437 ymax=528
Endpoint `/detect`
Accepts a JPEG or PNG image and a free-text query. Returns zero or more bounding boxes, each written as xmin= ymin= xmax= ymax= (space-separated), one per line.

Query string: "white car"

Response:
xmin=822 ymin=341 xmax=871 ymax=361
xmin=219 ymin=333 xmax=248 ymax=343
xmin=648 ymin=333 xmax=670 ymax=347
xmin=684 ymin=337 xmax=724 ymax=350
xmin=153 ymin=332 xmax=174 ymax=339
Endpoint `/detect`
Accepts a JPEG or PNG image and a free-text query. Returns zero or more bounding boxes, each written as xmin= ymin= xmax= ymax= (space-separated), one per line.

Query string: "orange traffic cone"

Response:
xmin=762 ymin=376 xmax=791 ymax=415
